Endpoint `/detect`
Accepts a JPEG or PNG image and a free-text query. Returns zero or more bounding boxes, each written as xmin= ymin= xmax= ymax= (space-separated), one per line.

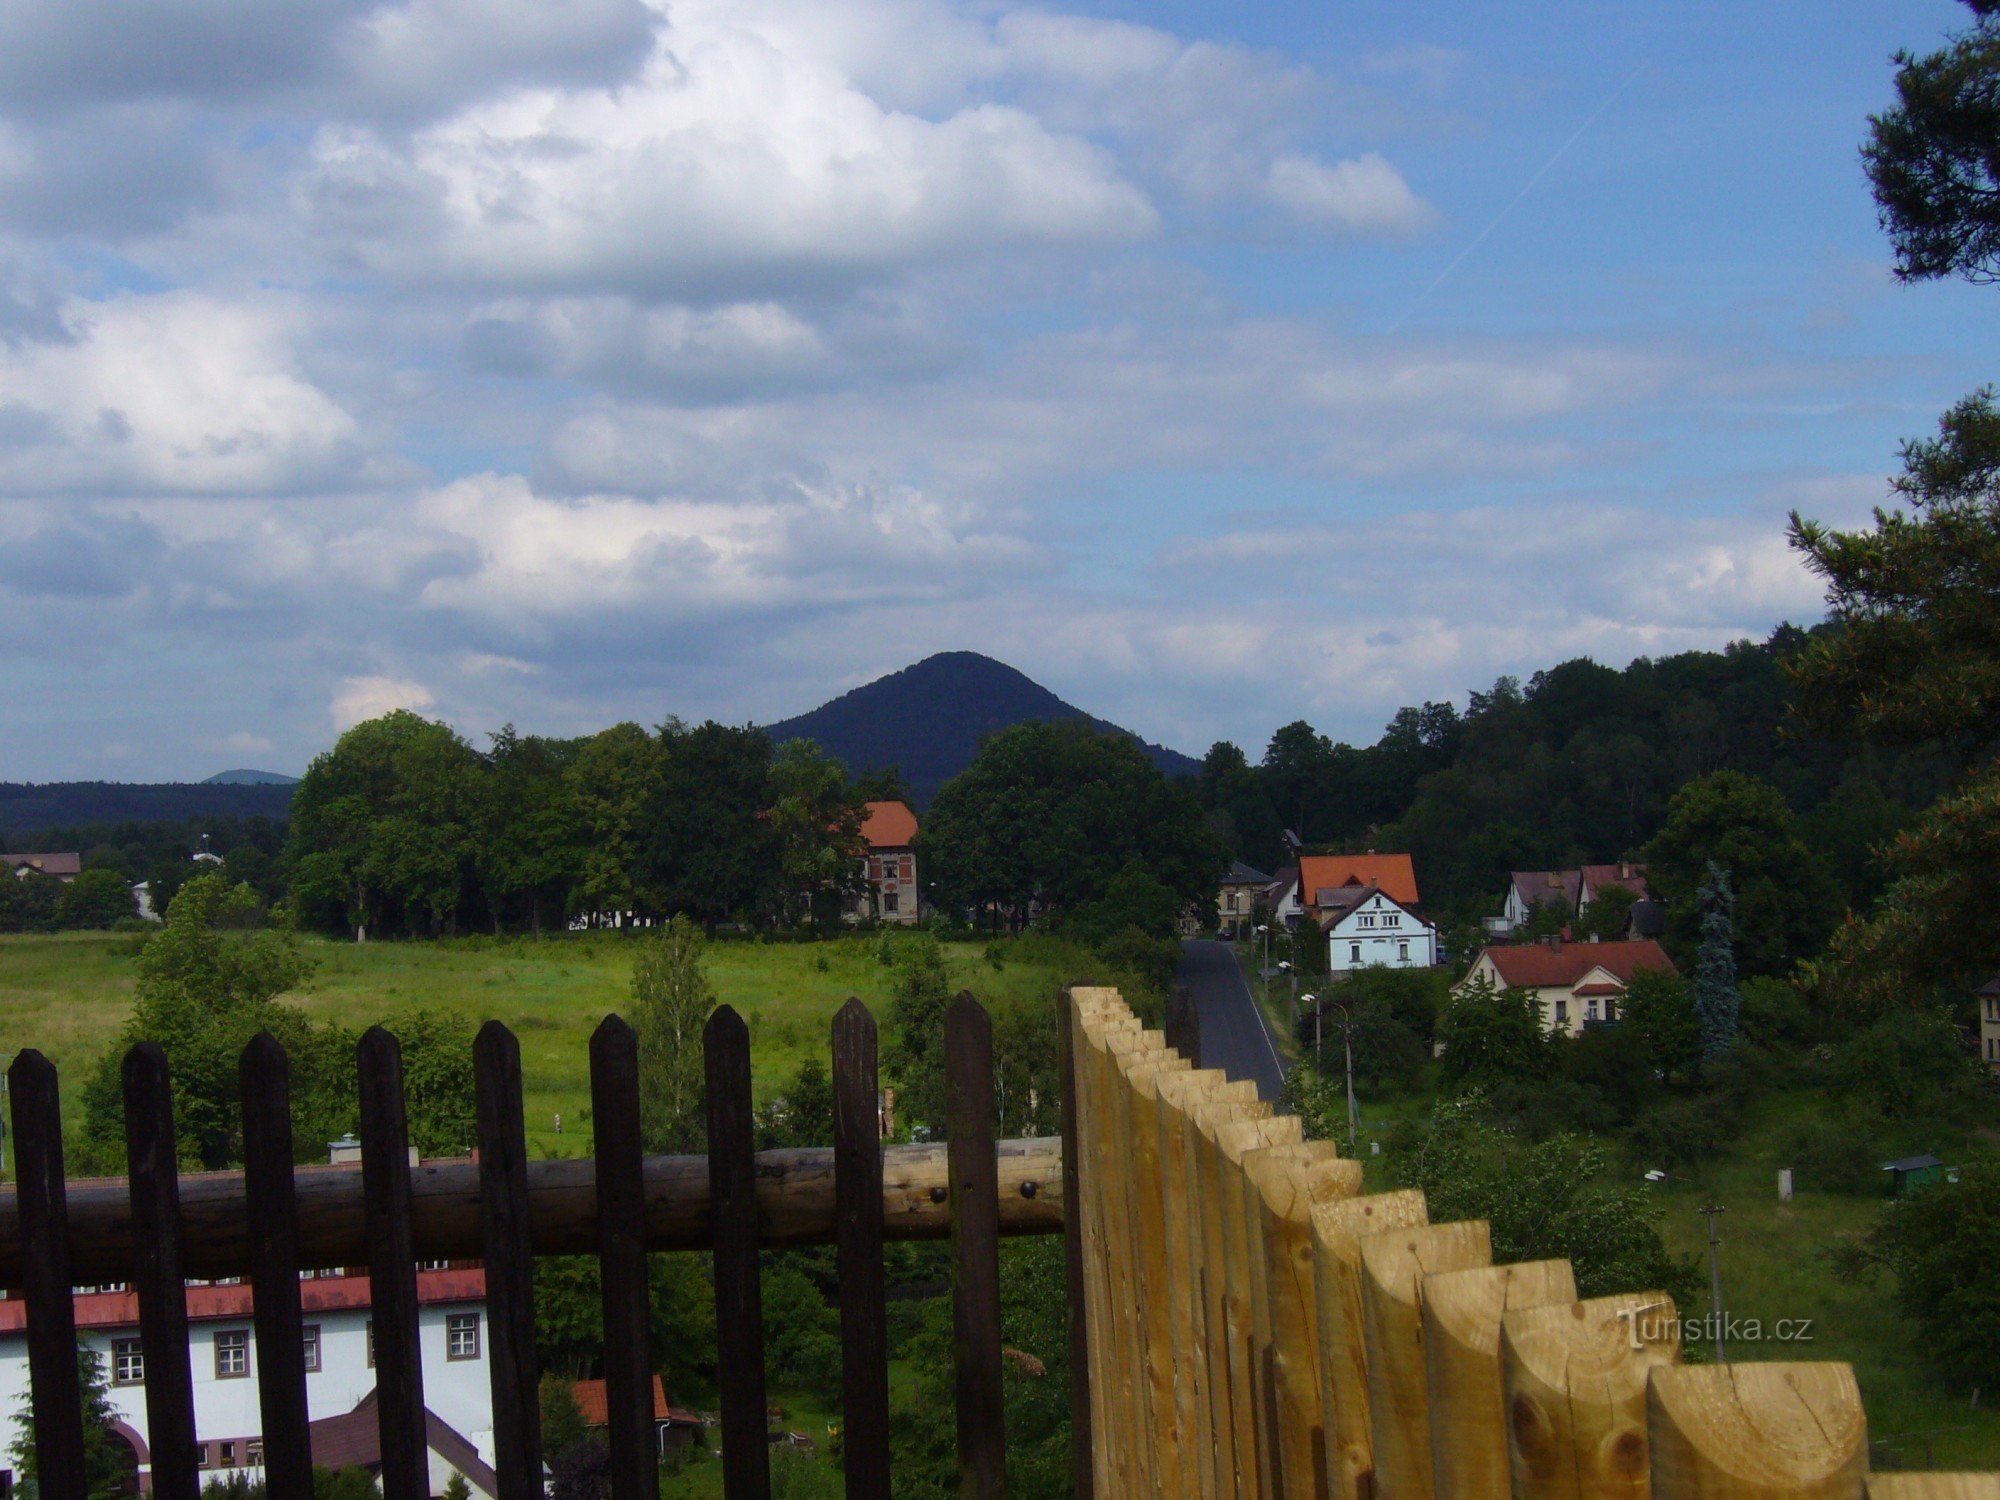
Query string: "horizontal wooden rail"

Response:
xmin=0 ymin=1136 xmax=1064 ymax=1285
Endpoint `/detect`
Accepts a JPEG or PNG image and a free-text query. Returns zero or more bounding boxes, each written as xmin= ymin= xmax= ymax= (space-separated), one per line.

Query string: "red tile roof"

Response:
xmin=1582 ymin=863 xmax=1651 ymax=899
xmin=0 ymin=1269 xmax=488 ymax=1334
xmin=860 ymin=800 xmax=918 ymax=849
xmin=306 ymin=1393 xmax=499 ymax=1496
xmin=1479 ymin=940 xmax=1676 ymax=990
xmin=1298 ymin=854 xmax=1419 ymax=908
xmin=573 ymin=1376 xmax=701 ymax=1427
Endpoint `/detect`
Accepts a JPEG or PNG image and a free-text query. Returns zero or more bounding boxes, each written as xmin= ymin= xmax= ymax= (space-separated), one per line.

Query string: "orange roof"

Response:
xmin=860 ymin=799 xmax=918 ymax=849
xmin=572 ymin=1375 xmax=698 ymax=1427
xmin=1297 ymin=853 xmax=1419 ymax=907
xmin=1480 ymin=939 xmax=1676 ymax=990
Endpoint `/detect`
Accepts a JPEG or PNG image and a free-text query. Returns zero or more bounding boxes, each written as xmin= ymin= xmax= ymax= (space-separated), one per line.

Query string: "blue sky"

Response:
xmin=0 ymin=0 xmax=1990 ymax=780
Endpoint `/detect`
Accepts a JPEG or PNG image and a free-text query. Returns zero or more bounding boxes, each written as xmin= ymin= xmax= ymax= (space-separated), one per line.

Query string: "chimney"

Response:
xmin=1621 ymin=861 xmax=1633 ymax=879
xmin=1544 ymin=933 xmax=1563 ymax=952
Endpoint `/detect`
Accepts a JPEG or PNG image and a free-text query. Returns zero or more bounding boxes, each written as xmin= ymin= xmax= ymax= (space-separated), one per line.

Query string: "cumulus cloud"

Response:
xmin=300 ymin=9 xmax=1158 ymax=300
xmin=331 ymin=674 xmax=436 ymax=730
xmin=0 ymin=292 xmax=368 ymax=496
xmin=1263 ymin=151 xmax=1436 ymax=234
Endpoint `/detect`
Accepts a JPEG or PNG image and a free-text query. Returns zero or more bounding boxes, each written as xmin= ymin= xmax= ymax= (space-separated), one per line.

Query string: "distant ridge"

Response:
xmin=203 ymin=768 xmax=300 ymax=786
xmin=763 ymin=651 xmax=1200 ymax=807
xmin=0 ymin=780 xmax=295 ymax=836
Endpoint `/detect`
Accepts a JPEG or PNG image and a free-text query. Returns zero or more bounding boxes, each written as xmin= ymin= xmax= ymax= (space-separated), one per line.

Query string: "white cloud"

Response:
xmin=0 ymin=292 xmax=367 ymax=495
xmin=1264 ymin=151 xmax=1436 ymax=234
xmin=213 ymin=730 xmax=277 ymax=755
xmin=331 ymin=674 xmax=436 ymax=729
xmin=301 ymin=7 xmax=1158 ymax=299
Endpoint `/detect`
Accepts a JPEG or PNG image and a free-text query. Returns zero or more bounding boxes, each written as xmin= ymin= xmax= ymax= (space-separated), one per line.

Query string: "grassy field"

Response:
xmin=0 ymin=930 xmax=1075 ymax=1159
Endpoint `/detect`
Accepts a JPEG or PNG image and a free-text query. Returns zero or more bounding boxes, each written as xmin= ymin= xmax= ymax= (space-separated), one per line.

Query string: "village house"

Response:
xmin=0 ymin=1266 xmax=497 ymax=1496
xmin=1216 ymin=859 xmax=1270 ymax=937
xmin=1492 ymin=862 xmax=1655 ymax=937
xmin=849 ymin=799 xmax=920 ymax=925
xmin=2 ymin=851 xmax=81 ymax=882
xmin=1980 ymin=974 xmax=2000 ymax=1072
xmin=1321 ymin=884 xmax=1438 ymax=972
xmin=1263 ymin=866 xmax=1301 ymax=928
xmin=1453 ymin=936 xmax=1679 ymax=1037
xmin=571 ymin=1374 xmax=706 ymax=1461
xmin=1296 ymin=854 xmax=1421 ymax=924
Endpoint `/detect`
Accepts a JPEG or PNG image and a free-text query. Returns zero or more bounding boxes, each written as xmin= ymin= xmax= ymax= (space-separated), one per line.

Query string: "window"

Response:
xmin=366 ymin=1321 xmax=374 ymax=1368
xmin=884 ymin=892 xmax=899 ymax=913
xmin=1384 ymin=914 xmax=1399 ymax=928
xmin=302 ymin=1325 xmax=321 ymax=1373
xmin=418 ymin=1260 xmax=449 ymax=1272
xmin=1554 ymin=1000 xmax=1569 ymax=1026
xmin=112 ymin=1338 xmax=144 ymax=1386
xmin=1398 ymin=941 xmax=1409 ymax=962
xmin=215 ymin=1330 xmax=249 ymax=1378
xmin=219 ymin=1442 xmax=237 ymax=1468
xmin=247 ymin=1441 xmax=264 ymax=1468
xmin=1586 ymin=999 xmax=1599 ymax=1022
xmin=197 ymin=1446 xmax=210 ymax=1469
xmin=1349 ymin=943 xmax=1361 ymax=965
xmin=447 ymin=1312 xmax=481 ymax=1361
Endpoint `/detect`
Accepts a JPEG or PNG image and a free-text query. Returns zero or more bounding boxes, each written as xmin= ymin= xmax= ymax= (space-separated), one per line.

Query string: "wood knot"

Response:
xmin=1610 ymin=1430 xmax=1647 ymax=1477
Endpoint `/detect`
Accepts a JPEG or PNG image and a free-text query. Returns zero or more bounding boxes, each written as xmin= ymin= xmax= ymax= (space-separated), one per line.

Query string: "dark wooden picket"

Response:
xmin=945 ymin=991 xmax=1005 ymax=1500
xmin=3 ymin=990 xmax=1042 ymax=1500
xmin=475 ymin=1020 xmax=546 ymax=1500
xmin=831 ymin=997 xmax=890 ymax=1499
xmin=706 ymin=1004 xmax=771 ymax=1500
xmin=241 ymin=1030 xmax=315 ymax=1500
xmin=9 ymin=1048 xmax=87 ymax=1500
xmin=591 ymin=1015 xmax=659 ymax=1500
xmin=358 ymin=1026 xmax=430 ymax=1500
xmin=121 ymin=1042 xmax=199 ymax=1500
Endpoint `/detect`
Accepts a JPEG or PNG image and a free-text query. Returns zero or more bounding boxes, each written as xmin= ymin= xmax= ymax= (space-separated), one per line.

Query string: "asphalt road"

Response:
xmin=1176 ymin=939 xmax=1289 ymax=1107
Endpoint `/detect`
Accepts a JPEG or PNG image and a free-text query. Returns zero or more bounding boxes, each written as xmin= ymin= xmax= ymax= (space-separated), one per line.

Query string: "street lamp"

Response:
xmin=1277 ymin=959 xmax=1296 ymax=1036
xmin=1255 ymin=924 xmax=1270 ymax=1009
xmin=1645 ymin=1170 xmax=1727 ymax=1362
xmin=1304 ymin=993 xmax=1359 ymax=1152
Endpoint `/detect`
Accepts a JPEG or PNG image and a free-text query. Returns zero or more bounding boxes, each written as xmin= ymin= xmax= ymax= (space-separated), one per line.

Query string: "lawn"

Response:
xmin=0 ymin=930 xmax=1076 ymax=1160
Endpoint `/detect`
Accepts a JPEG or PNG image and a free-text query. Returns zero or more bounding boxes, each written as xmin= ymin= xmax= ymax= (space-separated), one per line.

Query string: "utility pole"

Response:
xmin=1700 ymin=1201 xmax=1727 ymax=1363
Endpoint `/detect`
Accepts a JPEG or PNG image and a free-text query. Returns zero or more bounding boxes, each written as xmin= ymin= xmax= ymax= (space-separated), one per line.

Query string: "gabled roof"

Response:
xmin=1476 ymin=939 xmax=1677 ymax=990
xmin=860 ymin=800 xmax=918 ymax=849
xmin=1581 ymin=863 xmax=1651 ymax=899
xmin=1979 ymin=973 xmax=2000 ymax=998
xmin=306 ymin=1394 xmax=499 ymax=1497
xmin=3 ymin=852 xmax=82 ymax=878
xmin=1298 ymin=854 xmax=1419 ymax=907
xmin=1510 ymin=870 xmax=1582 ymax=911
xmin=573 ymin=1375 xmax=702 ymax=1428
xmin=1223 ymin=860 xmax=1271 ymax=885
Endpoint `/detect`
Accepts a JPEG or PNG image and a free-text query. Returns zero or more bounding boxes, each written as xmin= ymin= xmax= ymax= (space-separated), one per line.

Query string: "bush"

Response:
xmin=1437 ymin=977 xmax=1553 ymax=1092
xmin=1561 ymin=1023 xmax=1661 ymax=1125
xmin=1831 ymin=1005 xmax=1987 ymax=1121
xmin=1627 ymin=1098 xmax=1731 ymax=1173
xmin=1871 ymin=1160 xmax=2000 ymax=1386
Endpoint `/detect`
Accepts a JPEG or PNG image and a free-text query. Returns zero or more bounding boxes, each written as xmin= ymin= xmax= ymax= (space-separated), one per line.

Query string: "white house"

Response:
xmin=0 ymin=1268 xmax=498 ymax=1496
xmin=1323 ymin=887 xmax=1437 ymax=972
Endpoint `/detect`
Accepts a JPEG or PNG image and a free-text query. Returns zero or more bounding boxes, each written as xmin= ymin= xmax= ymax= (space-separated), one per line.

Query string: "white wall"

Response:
xmin=1325 ymin=892 xmax=1436 ymax=972
xmin=0 ymin=1290 xmax=493 ymax=1488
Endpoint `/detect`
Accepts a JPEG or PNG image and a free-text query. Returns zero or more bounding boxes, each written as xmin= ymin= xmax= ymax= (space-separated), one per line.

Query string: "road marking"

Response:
xmin=1223 ymin=943 xmax=1289 ymax=1100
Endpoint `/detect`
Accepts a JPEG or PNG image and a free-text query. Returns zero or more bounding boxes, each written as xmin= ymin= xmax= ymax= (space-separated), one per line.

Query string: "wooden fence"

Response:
xmin=3 ymin=993 xmax=1058 ymax=1500
xmin=1064 ymin=984 xmax=2000 ymax=1500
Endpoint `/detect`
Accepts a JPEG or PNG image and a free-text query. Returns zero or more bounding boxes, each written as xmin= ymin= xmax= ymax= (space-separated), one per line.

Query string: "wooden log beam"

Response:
xmin=0 ymin=1137 xmax=1067 ymax=1285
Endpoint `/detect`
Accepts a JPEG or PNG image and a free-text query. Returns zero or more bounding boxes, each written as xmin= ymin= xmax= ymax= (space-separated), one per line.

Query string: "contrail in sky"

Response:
xmin=1388 ymin=62 xmax=1648 ymax=334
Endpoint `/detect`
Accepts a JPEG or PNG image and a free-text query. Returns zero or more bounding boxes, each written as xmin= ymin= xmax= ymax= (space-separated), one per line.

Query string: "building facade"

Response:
xmin=1323 ymin=887 xmax=1438 ymax=972
xmin=1980 ymin=975 xmax=2000 ymax=1072
xmin=1216 ymin=860 xmax=1270 ymax=938
xmin=0 ymin=1270 xmax=496 ymax=1495
xmin=850 ymin=800 xmax=920 ymax=925
xmin=1453 ymin=936 xmax=1678 ymax=1037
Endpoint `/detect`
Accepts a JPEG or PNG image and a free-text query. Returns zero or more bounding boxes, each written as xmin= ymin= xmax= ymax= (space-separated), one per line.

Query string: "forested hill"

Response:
xmin=0 ymin=780 xmax=295 ymax=838
xmin=763 ymin=651 xmax=1202 ymax=805
xmin=1195 ymin=623 xmax=1957 ymax=923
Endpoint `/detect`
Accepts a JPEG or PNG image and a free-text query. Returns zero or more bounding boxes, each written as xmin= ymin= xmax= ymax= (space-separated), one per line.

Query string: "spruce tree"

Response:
xmin=1691 ymin=862 xmax=1740 ymax=1063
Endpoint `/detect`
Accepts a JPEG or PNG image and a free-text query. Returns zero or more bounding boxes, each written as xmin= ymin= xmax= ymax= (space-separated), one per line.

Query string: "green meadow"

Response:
xmin=0 ymin=929 xmax=1075 ymax=1160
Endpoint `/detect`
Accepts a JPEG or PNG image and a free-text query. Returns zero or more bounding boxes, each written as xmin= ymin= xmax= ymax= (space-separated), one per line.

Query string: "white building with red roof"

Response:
xmin=1454 ymin=936 xmax=1678 ymax=1036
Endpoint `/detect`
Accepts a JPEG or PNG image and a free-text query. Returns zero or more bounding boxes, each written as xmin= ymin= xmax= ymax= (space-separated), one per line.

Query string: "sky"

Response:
xmin=1 ymin=0 xmax=1994 ymax=781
